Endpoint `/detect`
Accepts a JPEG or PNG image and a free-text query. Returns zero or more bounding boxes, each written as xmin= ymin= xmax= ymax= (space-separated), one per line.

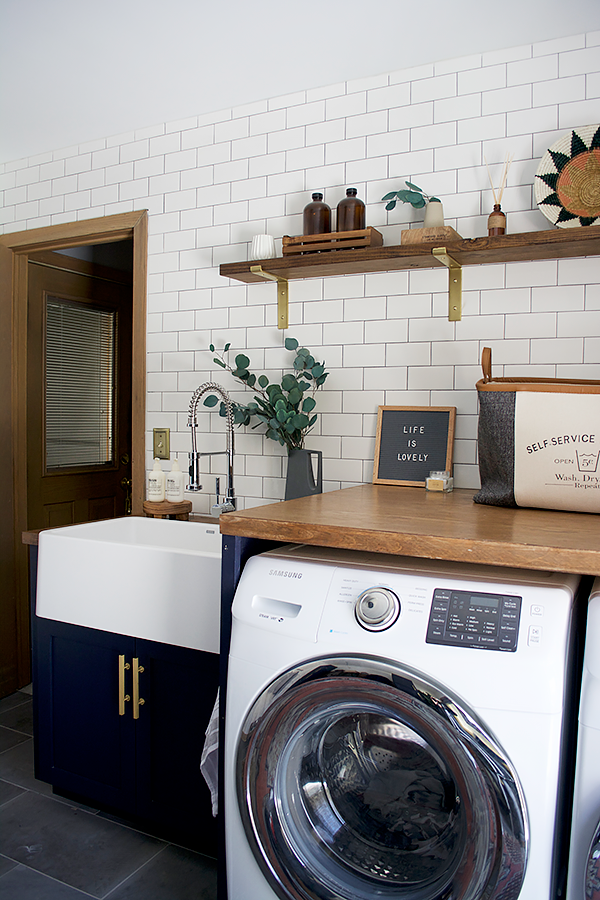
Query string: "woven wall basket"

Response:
xmin=534 ymin=124 xmax=600 ymax=227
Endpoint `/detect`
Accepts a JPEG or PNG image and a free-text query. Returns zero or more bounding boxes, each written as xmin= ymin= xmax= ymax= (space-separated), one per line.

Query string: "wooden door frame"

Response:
xmin=0 ymin=210 xmax=147 ymax=692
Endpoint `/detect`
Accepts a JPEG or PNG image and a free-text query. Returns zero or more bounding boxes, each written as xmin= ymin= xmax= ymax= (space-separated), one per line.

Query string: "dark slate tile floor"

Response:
xmin=0 ymin=689 xmax=217 ymax=899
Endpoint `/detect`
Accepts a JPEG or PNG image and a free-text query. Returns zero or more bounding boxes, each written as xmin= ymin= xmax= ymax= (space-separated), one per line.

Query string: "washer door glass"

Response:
xmin=236 ymin=655 xmax=527 ymax=900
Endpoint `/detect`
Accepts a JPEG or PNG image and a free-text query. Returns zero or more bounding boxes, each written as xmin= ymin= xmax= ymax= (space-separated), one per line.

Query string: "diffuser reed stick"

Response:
xmin=485 ymin=153 xmax=514 ymax=205
xmin=485 ymin=153 xmax=513 ymax=235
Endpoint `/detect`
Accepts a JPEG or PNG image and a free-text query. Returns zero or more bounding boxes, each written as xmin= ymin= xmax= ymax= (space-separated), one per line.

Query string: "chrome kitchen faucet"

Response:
xmin=187 ymin=382 xmax=236 ymax=515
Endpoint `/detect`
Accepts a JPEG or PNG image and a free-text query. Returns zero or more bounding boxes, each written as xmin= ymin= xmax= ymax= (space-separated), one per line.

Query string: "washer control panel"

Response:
xmin=426 ymin=588 xmax=522 ymax=651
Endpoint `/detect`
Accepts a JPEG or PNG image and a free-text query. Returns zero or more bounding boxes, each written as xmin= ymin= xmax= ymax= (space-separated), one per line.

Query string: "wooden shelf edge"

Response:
xmin=220 ymin=226 xmax=600 ymax=284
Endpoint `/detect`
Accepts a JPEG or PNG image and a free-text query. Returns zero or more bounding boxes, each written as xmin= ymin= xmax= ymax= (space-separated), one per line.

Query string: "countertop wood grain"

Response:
xmin=219 ymin=484 xmax=600 ymax=575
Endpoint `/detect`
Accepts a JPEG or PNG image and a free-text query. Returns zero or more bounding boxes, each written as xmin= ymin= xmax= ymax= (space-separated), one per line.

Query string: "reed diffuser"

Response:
xmin=485 ymin=153 xmax=513 ymax=235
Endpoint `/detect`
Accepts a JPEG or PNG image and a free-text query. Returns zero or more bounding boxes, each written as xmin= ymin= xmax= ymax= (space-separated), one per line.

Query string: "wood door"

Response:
xmin=0 ymin=211 xmax=147 ymax=700
xmin=27 ymin=254 xmax=133 ymax=529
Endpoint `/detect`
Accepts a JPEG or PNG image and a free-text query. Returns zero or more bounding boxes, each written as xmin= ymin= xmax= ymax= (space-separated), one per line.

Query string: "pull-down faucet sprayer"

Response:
xmin=187 ymin=382 xmax=236 ymax=515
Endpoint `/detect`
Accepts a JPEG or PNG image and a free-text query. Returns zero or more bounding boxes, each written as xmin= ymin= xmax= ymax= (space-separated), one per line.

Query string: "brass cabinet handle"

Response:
xmin=132 ymin=657 xmax=145 ymax=720
xmin=118 ymin=654 xmax=131 ymax=716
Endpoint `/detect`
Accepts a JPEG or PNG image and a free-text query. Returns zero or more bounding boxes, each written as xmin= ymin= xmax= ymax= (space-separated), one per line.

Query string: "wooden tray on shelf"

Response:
xmin=282 ymin=227 xmax=383 ymax=255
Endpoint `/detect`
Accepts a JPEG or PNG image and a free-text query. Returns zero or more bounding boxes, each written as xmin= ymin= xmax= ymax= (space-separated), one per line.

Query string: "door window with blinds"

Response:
xmin=45 ymin=295 xmax=116 ymax=469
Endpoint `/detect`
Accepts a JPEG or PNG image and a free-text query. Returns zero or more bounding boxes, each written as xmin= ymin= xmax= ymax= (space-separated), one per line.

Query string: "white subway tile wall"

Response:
xmin=2 ymin=33 xmax=600 ymax=512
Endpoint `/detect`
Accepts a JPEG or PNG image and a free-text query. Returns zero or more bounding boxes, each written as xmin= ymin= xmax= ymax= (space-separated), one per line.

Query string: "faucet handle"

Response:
xmin=187 ymin=452 xmax=203 ymax=492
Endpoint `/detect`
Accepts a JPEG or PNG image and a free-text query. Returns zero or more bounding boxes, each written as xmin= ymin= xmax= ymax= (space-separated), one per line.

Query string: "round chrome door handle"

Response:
xmin=355 ymin=587 xmax=400 ymax=631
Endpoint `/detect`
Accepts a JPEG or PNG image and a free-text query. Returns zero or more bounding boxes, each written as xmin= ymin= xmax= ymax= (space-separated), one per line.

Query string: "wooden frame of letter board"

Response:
xmin=373 ymin=406 xmax=457 ymax=487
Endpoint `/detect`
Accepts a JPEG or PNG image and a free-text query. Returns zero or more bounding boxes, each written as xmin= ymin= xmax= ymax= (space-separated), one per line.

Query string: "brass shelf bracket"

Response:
xmin=432 ymin=247 xmax=462 ymax=321
xmin=250 ymin=265 xmax=289 ymax=329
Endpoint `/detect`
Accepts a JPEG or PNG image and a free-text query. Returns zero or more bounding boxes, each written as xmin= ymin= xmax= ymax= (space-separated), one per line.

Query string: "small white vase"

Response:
xmin=250 ymin=234 xmax=276 ymax=260
xmin=423 ymin=199 xmax=444 ymax=227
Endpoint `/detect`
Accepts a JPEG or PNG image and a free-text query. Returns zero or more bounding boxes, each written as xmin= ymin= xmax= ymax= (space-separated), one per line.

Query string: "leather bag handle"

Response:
xmin=481 ymin=347 xmax=492 ymax=383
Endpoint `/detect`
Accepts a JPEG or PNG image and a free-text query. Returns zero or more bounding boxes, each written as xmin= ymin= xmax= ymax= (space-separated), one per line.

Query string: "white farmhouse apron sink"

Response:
xmin=36 ymin=516 xmax=221 ymax=653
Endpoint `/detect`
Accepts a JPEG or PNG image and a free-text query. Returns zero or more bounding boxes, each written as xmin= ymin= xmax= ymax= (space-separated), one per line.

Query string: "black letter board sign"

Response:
xmin=373 ymin=406 xmax=456 ymax=486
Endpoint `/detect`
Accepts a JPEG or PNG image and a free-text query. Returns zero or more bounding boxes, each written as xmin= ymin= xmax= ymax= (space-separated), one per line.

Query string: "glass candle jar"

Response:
xmin=425 ymin=470 xmax=454 ymax=492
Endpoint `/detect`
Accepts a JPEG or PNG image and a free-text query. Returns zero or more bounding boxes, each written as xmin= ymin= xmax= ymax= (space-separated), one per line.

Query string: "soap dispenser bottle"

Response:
xmin=147 ymin=458 xmax=165 ymax=502
xmin=165 ymin=459 xmax=184 ymax=502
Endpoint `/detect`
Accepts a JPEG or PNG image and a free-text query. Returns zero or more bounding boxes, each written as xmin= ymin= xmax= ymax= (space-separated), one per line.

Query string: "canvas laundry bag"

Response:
xmin=474 ymin=347 xmax=600 ymax=514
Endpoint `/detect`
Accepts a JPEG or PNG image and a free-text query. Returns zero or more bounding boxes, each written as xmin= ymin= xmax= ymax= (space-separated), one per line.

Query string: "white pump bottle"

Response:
xmin=165 ymin=459 xmax=185 ymax=502
xmin=147 ymin=458 xmax=165 ymax=501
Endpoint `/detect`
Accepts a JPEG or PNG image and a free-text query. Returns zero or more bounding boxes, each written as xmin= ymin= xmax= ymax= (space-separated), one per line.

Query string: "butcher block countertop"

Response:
xmin=220 ymin=484 xmax=600 ymax=576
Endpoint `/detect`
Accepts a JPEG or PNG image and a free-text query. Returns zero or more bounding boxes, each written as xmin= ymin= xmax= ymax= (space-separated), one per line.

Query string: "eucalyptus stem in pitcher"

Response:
xmin=204 ymin=337 xmax=329 ymax=451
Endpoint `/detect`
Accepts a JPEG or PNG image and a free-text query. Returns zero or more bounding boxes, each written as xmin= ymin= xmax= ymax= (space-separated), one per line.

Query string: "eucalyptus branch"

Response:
xmin=204 ymin=337 xmax=329 ymax=451
xmin=382 ymin=180 xmax=440 ymax=212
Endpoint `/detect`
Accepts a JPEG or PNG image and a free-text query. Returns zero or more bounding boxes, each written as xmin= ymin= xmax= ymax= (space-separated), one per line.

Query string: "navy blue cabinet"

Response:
xmin=34 ymin=616 xmax=219 ymax=855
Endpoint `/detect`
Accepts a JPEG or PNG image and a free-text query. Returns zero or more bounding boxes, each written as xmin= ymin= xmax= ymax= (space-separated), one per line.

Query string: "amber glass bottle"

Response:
xmin=303 ymin=193 xmax=331 ymax=234
xmin=336 ymin=188 xmax=365 ymax=231
xmin=487 ymin=204 xmax=506 ymax=235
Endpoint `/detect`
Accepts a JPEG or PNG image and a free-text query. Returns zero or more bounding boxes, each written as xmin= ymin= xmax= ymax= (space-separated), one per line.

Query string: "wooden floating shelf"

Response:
xmin=220 ymin=226 xmax=600 ymax=284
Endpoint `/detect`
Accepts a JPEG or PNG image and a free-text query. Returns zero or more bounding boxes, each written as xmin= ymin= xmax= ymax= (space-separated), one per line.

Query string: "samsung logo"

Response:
xmin=269 ymin=569 xmax=303 ymax=579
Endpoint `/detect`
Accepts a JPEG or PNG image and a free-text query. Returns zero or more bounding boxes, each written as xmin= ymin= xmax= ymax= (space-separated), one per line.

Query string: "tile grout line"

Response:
xmin=100 ymin=843 xmax=170 ymax=899
xmin=0 ymin=725 xmax=34 ymax=739
xmin=0 ymin=789 xmax=30 ymax=814
xmin=0 ymin=859 xmax=100 ymax=898
xmin=0 ymin=705 xmax=33 ymax=723
xmin=0 ymin=787 xmax=175 ymax=898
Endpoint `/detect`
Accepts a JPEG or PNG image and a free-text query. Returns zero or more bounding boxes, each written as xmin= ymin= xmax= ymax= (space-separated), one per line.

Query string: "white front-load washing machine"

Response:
xmin=568 ymin=577 xmax=600 ymax=900
xmin=225 ymin=545 xmax=583 ymax=900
